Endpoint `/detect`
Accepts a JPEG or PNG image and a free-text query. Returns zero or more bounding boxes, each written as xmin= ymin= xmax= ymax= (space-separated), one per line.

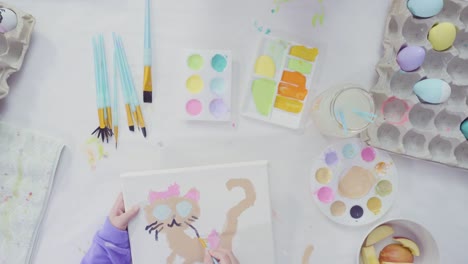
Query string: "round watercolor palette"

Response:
xmin=310 ymin=139 xmax=398 ymax=226
xmin=183 ymin=50 xmax=232 ymax=121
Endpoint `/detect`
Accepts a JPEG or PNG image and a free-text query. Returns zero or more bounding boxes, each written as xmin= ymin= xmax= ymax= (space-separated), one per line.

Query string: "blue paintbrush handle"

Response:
xmin=144 ymin=0 xmax=152 ymax=66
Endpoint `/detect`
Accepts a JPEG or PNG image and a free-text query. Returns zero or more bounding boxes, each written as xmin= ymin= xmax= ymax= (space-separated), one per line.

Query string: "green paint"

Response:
xmin=375 ymin=180 xmax=393 ymax=197
xmin=288 ymin=58 xmax=312 ymax=74
xmin=252 ymin=79 xmax=277 ymax=116
xmin=187 ymin=54 xmax=204 ymax=71
xmin=312 ymin=12 xmax=325 ymax=27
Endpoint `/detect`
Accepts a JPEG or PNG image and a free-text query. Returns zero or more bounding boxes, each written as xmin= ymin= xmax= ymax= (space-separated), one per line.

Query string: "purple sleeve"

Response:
xmin=81 ymin=218 xmax=132 ymax=264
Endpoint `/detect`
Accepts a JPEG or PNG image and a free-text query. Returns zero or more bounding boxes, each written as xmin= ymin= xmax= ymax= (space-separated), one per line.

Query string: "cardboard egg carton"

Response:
xmin=0 ymin=2 xmax=35 ymax=99
xmin=362 ymin=0 xmax=468 ymax=169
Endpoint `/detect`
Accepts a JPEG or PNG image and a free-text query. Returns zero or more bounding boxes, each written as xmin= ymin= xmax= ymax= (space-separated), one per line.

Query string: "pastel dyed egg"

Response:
xmin=396 ymin=46 xmax=425 ymax=72
xmin=461 ymin=118 xmax=468 ymax=140
xmin=413 ymin=79 xmax=451 ymax=104
xmin=428 ymin=22 xmax=457 ymax=51
xmin=0 ymin=8 xmax=17 ymax=33
xmin=407 ymin=0 xmax=443 ymax=18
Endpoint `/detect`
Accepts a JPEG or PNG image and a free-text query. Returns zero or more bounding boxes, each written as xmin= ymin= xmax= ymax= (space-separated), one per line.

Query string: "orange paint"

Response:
xmin=278 ymin=82 xmax=308 ymax=101
xmin=281 ymin=71 xmax=306 ymax=87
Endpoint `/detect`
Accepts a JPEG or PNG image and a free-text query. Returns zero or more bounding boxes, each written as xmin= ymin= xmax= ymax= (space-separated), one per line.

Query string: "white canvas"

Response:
xmin=120 ymin=161 xmax=275 ymax=264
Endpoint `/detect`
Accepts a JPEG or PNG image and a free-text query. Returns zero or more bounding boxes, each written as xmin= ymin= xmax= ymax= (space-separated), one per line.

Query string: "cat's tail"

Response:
xmin=219 ymin=178 xmax=256 ymax=250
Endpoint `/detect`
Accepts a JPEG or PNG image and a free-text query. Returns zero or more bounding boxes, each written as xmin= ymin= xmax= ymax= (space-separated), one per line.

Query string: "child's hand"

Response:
xmin=204 ymin=249 xmax=240 ymax=264
xmin=109 ymin=192 xmax=140 ymax=230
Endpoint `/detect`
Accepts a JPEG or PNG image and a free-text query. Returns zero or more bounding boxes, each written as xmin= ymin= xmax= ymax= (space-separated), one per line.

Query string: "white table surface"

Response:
xmin=1 ymin=0 xmax=467 ymax=263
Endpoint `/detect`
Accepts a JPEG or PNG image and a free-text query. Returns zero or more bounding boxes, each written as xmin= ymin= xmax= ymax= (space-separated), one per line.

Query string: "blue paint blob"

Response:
xmin=210 ymin=78 xmax=225 ymax=96
xmin=350 ymin=205 xmax=364 ymax=219
xmin=342 ymin=144 xmax=357 ymax=159
xmin=211 ymin=54 xmax=227 ymax=72
xmin=325 ymin=151 xmax=338 ymax=166
xmin=152 ymin=205 xmax=172 ymax=221
xmin=176 ymin=201 xmax=193 ymax=218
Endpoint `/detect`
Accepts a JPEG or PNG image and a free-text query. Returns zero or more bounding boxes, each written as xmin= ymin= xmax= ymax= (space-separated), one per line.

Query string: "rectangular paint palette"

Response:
xmin=183 ymin=50 xmax=232 ymax=121
xmin=242 ymin=36 xmax=320 ymax=130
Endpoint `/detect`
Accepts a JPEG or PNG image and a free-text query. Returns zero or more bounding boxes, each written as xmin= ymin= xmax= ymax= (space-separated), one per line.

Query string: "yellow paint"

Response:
xmin=315 ymin=167 xmax=332 ymax=184
xmin=136 ymin=106 xmax=146 ymax=128
xmin=143 ymin=66 xmax=153 ymax=92
xmin=428 ymin=22 xmax=457 ymax=51
xmin=290 ymin=46 xmax=319 ymax=62
xmin=274 ymin=95 xmax=303 ymax=113
xmin=98 ymin=108 xmax=106 ymax=128
xmin=186 ymin=75 xmax=204 ymax=94
xmin=254 ymin=55 xmax=276 ymax=78
xmin=367 ymin=197 xmax=382 ymax=215
xmin=125 ymin=104 xmax=134 ymax=128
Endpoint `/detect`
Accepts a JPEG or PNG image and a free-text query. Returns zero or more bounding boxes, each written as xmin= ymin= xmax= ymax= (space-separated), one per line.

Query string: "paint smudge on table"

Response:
xmin=83 ymin=137 xmax=108 ymax=170
xmin=272 ymin=0 xmax=294 ymax=13
xmin=253 ymin=20 xmax=271 ymax=35
xmin=302 ymin=244 xmax=314 ymax=264
xmin=312 ymin=0 xmax=326 ymax=27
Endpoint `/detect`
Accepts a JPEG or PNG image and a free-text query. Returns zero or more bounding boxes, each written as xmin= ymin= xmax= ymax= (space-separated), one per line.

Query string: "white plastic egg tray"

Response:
xmin=0 ymin=2 xmax=35 ymax=100
xmin=362 ymin=0 xmax=468 ymax=169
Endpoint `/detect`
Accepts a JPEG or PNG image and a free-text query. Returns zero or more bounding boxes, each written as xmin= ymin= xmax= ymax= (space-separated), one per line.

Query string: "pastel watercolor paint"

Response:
xmin=184 ymin=50 xmax=232 ymax=121
xmin=310 ymin=139 xmax=398 ymax=226
xmin=243 ymin=36 xmax=320 ymax=130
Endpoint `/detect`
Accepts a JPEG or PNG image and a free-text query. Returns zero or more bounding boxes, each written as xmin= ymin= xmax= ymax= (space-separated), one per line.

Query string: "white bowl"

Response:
xmin=357 ymin=219 xmax=439 ymax=264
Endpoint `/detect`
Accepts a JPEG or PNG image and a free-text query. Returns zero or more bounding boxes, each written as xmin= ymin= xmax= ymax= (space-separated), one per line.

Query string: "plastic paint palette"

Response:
xmin=242 ymin=36 xmax=320 ymax=130
xmin=310 ymin=139 xmax=398 ymax=226
xmin=362 ymin=0 xmax=468 ymax=169
xmin=183 ymin=50 xmax=232 ymax=121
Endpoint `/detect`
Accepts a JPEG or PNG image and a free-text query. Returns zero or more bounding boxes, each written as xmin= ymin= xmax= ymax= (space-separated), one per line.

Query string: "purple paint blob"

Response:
xmin=325 ymin=151 xmax=339 ymax=166
xmin=361 ymin=147 xmax=376 ymax=162
xmin=350 ymin=205 xmax=364 ymax=219
xmin=186 ymin=99 xmax=202 ymax=116
xmin=317 ymin=186 xmax=334 ymax=204
xmin=209 ymin=99 xmax=228 ymax=118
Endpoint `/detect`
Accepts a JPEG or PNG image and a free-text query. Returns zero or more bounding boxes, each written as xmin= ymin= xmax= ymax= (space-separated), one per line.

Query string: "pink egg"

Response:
xmin=396 ymin=46 xmax=426 ymax=72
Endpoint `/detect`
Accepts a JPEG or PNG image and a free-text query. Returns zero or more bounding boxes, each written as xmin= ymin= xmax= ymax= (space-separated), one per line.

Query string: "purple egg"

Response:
xmin=396 ymin=46 xmax=426 ymax=72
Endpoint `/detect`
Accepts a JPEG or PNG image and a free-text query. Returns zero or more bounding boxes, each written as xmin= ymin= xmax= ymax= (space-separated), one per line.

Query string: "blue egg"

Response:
xmin=461 ymin=118 xmax=468 ymax=140
xmin=407 ymin=0 xmax=443 ymax=18
xmin=413 ymin=79 xmax=451 ymax=104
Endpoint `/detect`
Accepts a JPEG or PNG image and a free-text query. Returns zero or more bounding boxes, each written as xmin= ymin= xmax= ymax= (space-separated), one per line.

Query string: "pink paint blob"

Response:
xmin=186 ymin=99 xmax=202 ymax=116
xmin=207 ymin=230 xmax=221 ymax=249
xmin=361 ymin=147 xmax=376 ymax=162
xmin=148 ymin=183 xmax=180 ymax=202
xmin=317 ymin=186 xmax=334 ymax=204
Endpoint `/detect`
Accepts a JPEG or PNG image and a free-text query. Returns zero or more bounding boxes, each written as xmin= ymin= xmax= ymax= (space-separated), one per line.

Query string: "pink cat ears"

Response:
xmin=148 ymin=183 xmax=200 ymax=203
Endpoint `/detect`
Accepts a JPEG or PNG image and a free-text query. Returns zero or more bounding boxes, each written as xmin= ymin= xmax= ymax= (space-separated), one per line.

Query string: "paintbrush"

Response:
xmin=198 ymin=238 xmax=219 ymax=264
xmin=91 ymin=35 xmax=112 ymax=142
xmin=99 ymin=34 xmax=113 ymax=132
xmin=113 ymin=48 xmax=120 ymax=148
xmin=143 ymin=0 xmax=153 ymax=103
xmin=114 ymin=34 xmax=147 ymax=137
xmin=113 ymin=33 xmax=135 ymax=132
xmin=118 ymin=35 xmax=147 ymax=137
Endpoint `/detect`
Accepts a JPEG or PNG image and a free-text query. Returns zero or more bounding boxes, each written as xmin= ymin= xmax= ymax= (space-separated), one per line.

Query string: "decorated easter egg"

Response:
xmin=461 ymin=118 xmax=468 ymax=140
xmin=413 ymin=79 xmax=451 ymax=104
xmin=407 ymin=0 xmax=443 ymax=18
xmin=0 ymin=8 xmax=17 ymax=33
xmin=428 ymin=22 xmax=457 ymax=51
xmin=396 ymin=46 xmax=426 ymax=72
